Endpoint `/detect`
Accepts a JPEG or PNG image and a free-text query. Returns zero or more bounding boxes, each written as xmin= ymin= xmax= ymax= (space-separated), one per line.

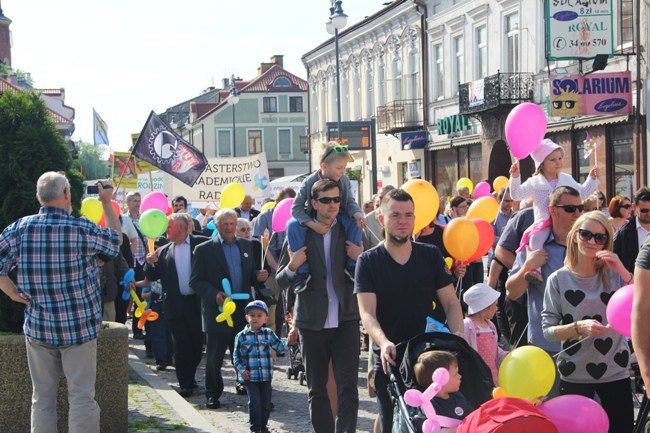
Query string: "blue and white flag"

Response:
xmin=93 ymin=109 xmax=109 ymax=145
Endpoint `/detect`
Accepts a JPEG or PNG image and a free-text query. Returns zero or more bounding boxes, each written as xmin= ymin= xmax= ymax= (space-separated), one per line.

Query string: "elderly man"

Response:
xmin=363 ymin=185 xmax=395 ymax=249
xmin=355 ymin=188 xmax=464 ymax=433
xmin=277 ymin=179 xmax=363 ymax=433
xmin=145 ymin=213 xmax=208 ymax=397
xmin=0 ymin=173 xmax=121 ymax=433
xmin=190 ymin=209 xmax=268 ymax=409
xmin=236 ymin=195 xmax=260 ymax=221
xmin=506 ymin=186 xmax=583 ymax=395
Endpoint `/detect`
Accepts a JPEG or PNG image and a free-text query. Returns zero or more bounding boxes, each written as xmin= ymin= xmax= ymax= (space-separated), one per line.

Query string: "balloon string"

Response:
xmin=513 ymin=323 xmax=528 ymax=349
xmin=553 ymin=336 xmax=591 ymax=358
xmin=455 ymin=274 xmax=463 ymax=299
xmin=365 ymin=227 xmax=383 ymax=244
xmin=262 ymin=232 xmax=275 ymax=266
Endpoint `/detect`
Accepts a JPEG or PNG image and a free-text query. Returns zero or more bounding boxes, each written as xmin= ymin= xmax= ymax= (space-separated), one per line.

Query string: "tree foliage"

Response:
xmin=73 ymin=141 xmax=109 ymax=180
xmin=0 ymin=90 xmax=81 ymax=332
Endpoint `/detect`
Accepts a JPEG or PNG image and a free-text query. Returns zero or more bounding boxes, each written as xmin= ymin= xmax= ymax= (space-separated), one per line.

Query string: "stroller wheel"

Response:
xmin=299 ymin=371 xmax=306 ymax=386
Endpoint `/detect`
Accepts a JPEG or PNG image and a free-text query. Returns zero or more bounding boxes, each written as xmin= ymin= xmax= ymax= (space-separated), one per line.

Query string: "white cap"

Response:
xmin=463 ymin=283 xmax=500 ymax=315
xmin=531 ymin=139 xmax=564 ymax=170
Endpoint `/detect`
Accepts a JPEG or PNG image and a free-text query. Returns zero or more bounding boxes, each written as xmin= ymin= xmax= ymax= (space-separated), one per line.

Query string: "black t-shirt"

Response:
xmin=416 ymin=225 xmax=448 ymax=258
xmin=636 ymin=237 xmax=650 ymax=269
xmin=354 ymin=242 xmax=454 ymax=346
xmin=432 ymin=392 xmax=473 ymax=420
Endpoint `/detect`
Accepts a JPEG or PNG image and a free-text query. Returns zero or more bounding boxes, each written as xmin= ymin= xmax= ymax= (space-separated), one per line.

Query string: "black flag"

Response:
xmin=133 ymin=111 xmax=207 ymax=187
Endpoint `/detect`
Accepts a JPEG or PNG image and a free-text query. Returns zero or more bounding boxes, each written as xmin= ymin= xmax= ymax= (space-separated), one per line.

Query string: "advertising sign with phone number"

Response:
xmin=547 ymin=0 xmax=614 ymax=60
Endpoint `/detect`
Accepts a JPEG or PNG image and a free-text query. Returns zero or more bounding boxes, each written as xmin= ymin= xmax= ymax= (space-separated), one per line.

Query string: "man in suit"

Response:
xmin=236 ymin=195 xmax=260 ymax=221
xmin=614 ymin=187 xmax=650 ymax=272
xmin=144 ymin=213 xmax=208 ymax=397
xmin=172 ymin=195 xmax=202 ymax=234
xmin=190 ymin=208 xmax=269 ymax=409
xmin=277 ymin=179 xmax=363 ymax=433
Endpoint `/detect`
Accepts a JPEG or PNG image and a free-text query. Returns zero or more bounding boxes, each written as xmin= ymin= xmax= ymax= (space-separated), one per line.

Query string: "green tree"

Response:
xmin=0 ymin=90 xmax=82 ymax=332
xmin=74 ymin=141 xmax=109 ymax=180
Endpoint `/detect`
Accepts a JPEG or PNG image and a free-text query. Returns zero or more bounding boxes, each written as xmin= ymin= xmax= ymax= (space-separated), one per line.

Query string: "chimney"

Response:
xmin=258 ymin=55 xmax=284 ymax=75
xmin=222 ymin=78 xmax=230 ymax=89
xmin=270 ymin=55 xmax=283 ymax=68
xmin=0 ymin=5 xmax=12 ymax=68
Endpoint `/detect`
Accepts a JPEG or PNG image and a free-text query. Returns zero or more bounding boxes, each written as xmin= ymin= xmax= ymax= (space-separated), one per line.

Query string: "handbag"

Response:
xmin=255 ymin=287 xmax=277 ymax=306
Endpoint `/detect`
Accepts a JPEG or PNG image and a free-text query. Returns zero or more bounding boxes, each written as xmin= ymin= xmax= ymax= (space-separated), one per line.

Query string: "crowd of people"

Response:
xmin=1 ymin=137 xmax=650 ymax=433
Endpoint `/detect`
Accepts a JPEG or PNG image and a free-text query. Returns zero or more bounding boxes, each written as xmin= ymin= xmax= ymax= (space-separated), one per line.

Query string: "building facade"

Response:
xmin=303 ymin=0 xmax=647 ymax=206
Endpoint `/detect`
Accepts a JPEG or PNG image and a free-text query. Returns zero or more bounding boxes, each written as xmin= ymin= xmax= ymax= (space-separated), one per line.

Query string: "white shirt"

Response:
xmin=173 ymin=235 xmax=193 ymax=295
xmin=121 ymin=213 xmax=137 ymax=240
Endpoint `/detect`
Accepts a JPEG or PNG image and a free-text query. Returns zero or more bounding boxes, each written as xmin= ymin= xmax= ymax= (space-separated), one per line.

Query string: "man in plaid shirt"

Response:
xmin=0 ymin=172 xmax=121 ymax=433
xmin=234 ymin=300 xmax=285 ymax=433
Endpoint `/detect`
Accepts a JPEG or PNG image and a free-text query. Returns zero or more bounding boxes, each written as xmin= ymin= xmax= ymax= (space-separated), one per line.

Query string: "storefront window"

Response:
xmin=611 ymin=125 xmax=634 ymax=199
xmin=573 ymin=130 xmax=591 ymax=183
xmin=434 ymin=149 xmax=457 ymax=201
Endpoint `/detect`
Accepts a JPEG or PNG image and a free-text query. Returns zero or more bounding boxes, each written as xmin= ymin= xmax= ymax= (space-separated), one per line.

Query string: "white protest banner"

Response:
xmin=164 ymin=153 xmax=270 ymax=204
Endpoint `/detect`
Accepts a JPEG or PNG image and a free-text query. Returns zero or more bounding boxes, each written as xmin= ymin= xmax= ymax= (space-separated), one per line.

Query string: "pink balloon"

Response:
xmin=140 ymin=192 xmax=168 ymax=213
xmin=538 ymin=394 xmax=609 ymax=433
xmin=505 ymin=102 xmax=547 ymax=159
xmin=606 ymin=284 xmax=633 ymax=337
xmin=272 ymin=198 xmax=294 ymax=233
xmin=473 ymin=181 xmax=492 ymax=199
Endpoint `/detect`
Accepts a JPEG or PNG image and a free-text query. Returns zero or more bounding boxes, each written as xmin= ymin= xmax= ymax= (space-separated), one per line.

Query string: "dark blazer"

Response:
xmin=235 ymin=207 xmax=260 ymax=221
xmin=190 ymin=236 xmax=258 ymax=333
xmin=144 ymin=234 xmax=209 ymax=319
xmin=276 ymin=222 xmax=359 ymax=331
xmin=614 ymin=216 xmax=640 ymax=273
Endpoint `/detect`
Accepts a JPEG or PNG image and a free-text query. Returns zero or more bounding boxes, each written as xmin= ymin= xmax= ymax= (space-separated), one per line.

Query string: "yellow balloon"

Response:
xmin=493 ymin=176 xmax=509 ymax=193
xmin=498 ymin=346 xmax=556 ymax=402
xmin=444 ymin=257 xmax=453 ymax=269
xmin=456 ymin=177 xmax=474 ymax=195
xmin=261 ymin=201 xmax=276 ymax=212
xmin=442 ymin=217 xmax=479 ymax=262
xmin=81 ymin=198 xmax=103 ymax=223
xmin=220 ymin=183 xmax=246 ymax=209
xmin=402 ymin=179 xmax=440 ymax=234
xmin=467 ymin=196 xmax=500 ymax=223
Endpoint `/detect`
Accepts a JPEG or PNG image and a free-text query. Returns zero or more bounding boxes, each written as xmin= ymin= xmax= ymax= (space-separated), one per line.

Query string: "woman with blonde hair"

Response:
xmin=542 ymin=211 xmax=633 ymax=433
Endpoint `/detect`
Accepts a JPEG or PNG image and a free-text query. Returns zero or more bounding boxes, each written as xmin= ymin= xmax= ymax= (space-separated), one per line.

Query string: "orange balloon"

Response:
xmin=443 ymin=217 xmax=479 ymax=263
xmin=402 ymin=179 xmax=440 ymax=234
xmin=493 ymin=176 xmax=509 ymax=193
xmin=467 ymin=218 xmax=495 ymax=262
xmin=98 ymin=214 xmax=106 ymax=227
xmin=111 ymin=200 xmax=121 ymax=217
xmin=166 ymin=206 xmax=173 ymax=216
xmin=467 ymin=196 xmax=500 ymax=223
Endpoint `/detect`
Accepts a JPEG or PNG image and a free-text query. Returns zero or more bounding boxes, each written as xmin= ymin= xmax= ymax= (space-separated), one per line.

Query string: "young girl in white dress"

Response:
xmin=509 ymin=139 xmax=598 ymax=284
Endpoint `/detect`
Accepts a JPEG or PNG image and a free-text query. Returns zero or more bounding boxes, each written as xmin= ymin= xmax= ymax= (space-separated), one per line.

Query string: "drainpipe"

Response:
xmin=305 ymin=63 xmax=313 ymax=173
xmin=413 ymin=0 xmax=429 ymax=177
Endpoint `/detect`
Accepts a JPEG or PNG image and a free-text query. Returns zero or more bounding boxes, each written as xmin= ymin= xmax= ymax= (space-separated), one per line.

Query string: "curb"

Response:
xmin=128 ymin=350 xmax=219 ymax=433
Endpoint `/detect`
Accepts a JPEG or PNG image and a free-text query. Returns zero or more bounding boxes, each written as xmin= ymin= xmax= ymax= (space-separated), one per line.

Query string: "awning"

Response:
xmin=546 ymin=115 xmax=631 ymax=133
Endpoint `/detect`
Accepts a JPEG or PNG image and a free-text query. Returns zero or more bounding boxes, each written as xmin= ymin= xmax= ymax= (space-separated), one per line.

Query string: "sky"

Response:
xmin=4 ymin=0 xmax=385 ymax=152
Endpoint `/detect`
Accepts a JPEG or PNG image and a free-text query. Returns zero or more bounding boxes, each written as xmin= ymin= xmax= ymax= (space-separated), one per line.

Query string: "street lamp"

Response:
xmin=227 ymin=74 xmax=240 ymax=157
xmin=326 ymin=0 xmax=347 ymax=141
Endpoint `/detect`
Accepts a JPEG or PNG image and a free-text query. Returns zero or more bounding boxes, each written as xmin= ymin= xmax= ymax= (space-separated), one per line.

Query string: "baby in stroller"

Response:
xmin=389 ymin=332 xmax=494 ymax=433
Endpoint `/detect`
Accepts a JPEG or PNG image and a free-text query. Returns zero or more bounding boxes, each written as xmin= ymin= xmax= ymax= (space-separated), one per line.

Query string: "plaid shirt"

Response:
xmin=0 ymin=206 xmax=120 ymax=346
xmin=233 ymin=325 xmax=286 ymax=382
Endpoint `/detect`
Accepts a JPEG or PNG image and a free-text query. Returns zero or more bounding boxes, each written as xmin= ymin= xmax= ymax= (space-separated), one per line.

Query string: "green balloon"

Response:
xmin=139 ymin=209 xmax=168 ymax=238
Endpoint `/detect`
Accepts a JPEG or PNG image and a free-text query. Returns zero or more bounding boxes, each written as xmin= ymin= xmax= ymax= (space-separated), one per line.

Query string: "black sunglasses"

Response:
xmin=554 ymin=204 xmax=585 ymax=213
xmin=577 ymin=229 xmax=609 ymax=245
xmin=620 ymin=204 xmax=632 ymax=209
xmin=638 ymin=208 xmax=650 ymax=214
xmin=316 ymin=196 xmax=342 ymax=204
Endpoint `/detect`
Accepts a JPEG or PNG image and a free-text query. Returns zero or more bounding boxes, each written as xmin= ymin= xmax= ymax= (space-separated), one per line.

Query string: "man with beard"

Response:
xmin=355 ymin=188 xmax=464 ymax=433
xmin=614 ymin=187 xmax=650 ymax=272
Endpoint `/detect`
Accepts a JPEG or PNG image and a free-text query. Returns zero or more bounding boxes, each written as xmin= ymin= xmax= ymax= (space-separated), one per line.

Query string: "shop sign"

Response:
xmin=437 ymin=114 xmax=470 ymax=135
xmin=401 ymin=131 xmax=427 ymax=150
xmin=550 ymin=72 xmax=632 ymax=116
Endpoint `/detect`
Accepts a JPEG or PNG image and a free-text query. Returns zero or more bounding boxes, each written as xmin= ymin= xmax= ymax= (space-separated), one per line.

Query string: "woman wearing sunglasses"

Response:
xmin=542 ymin=211 xmax=633 ymax=433
xmin=607 ymin=196 xmax=632 ymax=232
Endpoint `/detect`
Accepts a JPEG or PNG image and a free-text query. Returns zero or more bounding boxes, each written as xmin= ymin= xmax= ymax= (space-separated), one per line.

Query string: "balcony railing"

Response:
xmin=376 ymin=99 xmax=424 ymax=134
xmin=459 ymin=72 xmax=534 ymax=115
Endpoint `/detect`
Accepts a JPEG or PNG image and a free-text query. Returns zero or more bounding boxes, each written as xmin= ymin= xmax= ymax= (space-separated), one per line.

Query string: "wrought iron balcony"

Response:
xmin=376 ymin=99 xmax=424 ymax=134
xmin=459 ymin=72 xmax=534 ymax=115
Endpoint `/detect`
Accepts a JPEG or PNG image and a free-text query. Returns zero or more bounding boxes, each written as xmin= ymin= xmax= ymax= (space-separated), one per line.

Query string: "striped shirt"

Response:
xmin=233 ymin=325 xmax=285 ymax=382
xmin=0 ymin=206 xmax=120 ymax=346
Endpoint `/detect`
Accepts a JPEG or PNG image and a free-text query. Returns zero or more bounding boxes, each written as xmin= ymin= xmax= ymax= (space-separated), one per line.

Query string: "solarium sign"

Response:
xmin=550 ymin=72 xmax=632 ymax=116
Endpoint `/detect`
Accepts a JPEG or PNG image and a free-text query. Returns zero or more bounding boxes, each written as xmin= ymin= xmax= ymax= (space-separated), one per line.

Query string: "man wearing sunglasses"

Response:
xmin=277 ymin=179 xmax=363 ymax=433
xmin=614 ymin=187 xmax=650 ymax=273
xmin=506 ymin=186 xmax=583 ymax=397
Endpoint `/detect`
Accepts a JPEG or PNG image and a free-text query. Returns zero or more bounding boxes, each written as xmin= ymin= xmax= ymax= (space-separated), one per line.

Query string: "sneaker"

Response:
xmin=292 ymin=275 xmax=312 ymax=294
xmin=524 ymin=269 xmax=544 ymax=285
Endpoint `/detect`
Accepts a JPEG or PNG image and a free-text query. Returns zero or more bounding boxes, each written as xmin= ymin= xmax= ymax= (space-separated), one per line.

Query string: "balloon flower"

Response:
xmin=216 ymin=297 xmax=236 ymax=327
xmin=404 ymin=368 xmax=460 ymax=433
xmin=218 ymin=278 xmax=250 ymax=312
xmin=120 ymin=269 xmax=136 ymax=301
xmin=129 ymin=288 xmax=158 ymax=329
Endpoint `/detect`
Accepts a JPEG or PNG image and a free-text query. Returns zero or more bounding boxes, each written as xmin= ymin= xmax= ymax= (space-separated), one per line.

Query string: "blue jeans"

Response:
xmin=286 ymin=214 xmax=362 ymax=276
xmin=245 ymin=380 xmax=272 ymax=432
xmin=149 ymin=302 xmax=173 ymax=364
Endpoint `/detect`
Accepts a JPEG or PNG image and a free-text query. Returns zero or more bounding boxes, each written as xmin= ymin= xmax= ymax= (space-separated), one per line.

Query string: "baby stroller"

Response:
xmin=388 ymin=332 xmax=495 ymax=433
xmin=286 ymin=340 xmax=306 ymax=385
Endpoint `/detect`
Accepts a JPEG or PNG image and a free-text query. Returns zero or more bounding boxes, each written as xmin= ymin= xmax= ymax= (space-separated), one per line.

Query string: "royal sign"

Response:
xmin=437 ymin=114 xmax=470 ymax=135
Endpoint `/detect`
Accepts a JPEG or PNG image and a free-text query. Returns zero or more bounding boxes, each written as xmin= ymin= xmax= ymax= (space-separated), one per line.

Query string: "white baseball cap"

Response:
xmin=463 ymin=283 xmax=500 ymax=315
